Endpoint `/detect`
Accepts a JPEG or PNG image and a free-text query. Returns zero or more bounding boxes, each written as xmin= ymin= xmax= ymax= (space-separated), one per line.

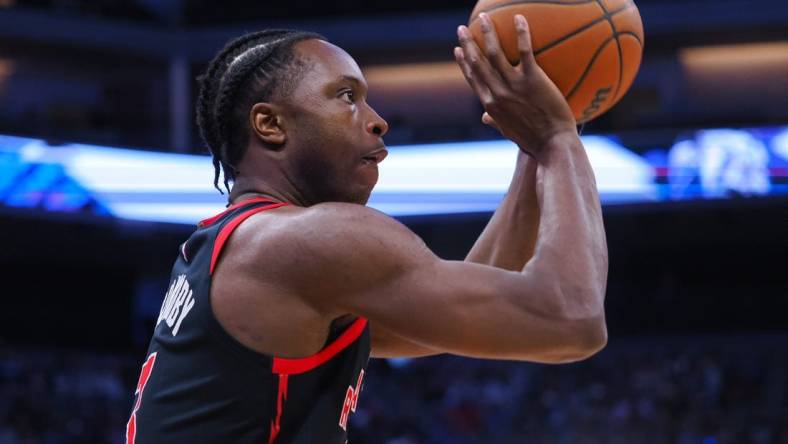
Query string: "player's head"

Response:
xmin=196 ymin=29 xmax=389 ymax=205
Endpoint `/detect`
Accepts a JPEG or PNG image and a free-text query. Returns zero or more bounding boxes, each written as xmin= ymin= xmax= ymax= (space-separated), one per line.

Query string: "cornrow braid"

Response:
xmin=195 ymin=29 xmax=323 ymax=196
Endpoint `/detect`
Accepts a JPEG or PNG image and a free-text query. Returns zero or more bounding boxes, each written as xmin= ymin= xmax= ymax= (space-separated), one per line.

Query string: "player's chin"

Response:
xmin=337 ymin=189 xmax=372 ymax=206
xmin=357 ymin=160 xmax=380 ymax=188
xmin=348 ymin=180 xmax=376 ymax=206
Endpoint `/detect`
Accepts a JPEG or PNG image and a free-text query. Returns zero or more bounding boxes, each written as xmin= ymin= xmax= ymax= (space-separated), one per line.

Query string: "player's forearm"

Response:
xmin=465 ymin=151 xmax=539 ymax=271
xmin=524 ymin=132 xmax=608 ymax=321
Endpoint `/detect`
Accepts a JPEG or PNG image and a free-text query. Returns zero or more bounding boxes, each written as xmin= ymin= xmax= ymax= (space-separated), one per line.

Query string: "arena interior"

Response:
xmin=0 ymin=0 xmax=787 ymax=443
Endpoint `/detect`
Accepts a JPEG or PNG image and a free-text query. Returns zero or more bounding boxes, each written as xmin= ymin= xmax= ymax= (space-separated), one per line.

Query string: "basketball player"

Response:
xmin=126 ymin=14 xmax=608 ymax=443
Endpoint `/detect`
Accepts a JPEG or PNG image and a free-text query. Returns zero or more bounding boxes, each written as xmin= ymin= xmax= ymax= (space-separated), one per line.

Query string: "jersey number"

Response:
xmin=126 ymin=352 xmax=157 ymax=444
xmin=339 ymin=369 xmax=364 ymax=431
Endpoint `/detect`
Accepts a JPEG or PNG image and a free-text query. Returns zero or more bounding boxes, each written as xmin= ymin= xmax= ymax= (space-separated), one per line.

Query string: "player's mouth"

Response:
xmin=361 ymin=147 xmax=388 ymax=165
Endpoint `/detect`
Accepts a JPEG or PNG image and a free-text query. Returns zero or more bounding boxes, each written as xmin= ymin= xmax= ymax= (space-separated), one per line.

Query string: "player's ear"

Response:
xmin=250 ymin=102 xmax=286 ymax=147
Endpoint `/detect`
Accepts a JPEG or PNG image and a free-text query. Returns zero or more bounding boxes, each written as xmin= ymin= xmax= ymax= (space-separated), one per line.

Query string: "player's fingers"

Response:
xmin=458 ymin=25 xmax=504 ymax=94
xmin=454 ymin=46 xmax=494 ymax=104
xmin=515 ymin=15 xmax=537 ymax=71
xmin=479 ymin=13 xmax=513 ymax=78
xmin=481 ymin=112 xmax=501 ymax=132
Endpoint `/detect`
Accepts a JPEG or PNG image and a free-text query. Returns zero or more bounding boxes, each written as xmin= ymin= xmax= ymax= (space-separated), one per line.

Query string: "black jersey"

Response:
xmin=126 ymin=198 xmax=371 ymax=444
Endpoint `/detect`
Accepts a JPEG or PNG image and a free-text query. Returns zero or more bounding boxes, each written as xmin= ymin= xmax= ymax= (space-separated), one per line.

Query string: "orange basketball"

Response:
xmin=468 ymin=0 xmax=644 ymax=123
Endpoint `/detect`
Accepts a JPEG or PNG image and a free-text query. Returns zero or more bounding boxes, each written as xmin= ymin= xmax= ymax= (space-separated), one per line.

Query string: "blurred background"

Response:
xmin=1 ymin=0 xmax=787 ymax=443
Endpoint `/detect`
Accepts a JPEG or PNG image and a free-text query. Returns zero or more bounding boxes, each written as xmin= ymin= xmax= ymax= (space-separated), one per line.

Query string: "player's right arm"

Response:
xmin=270 ymin=134 xmax=606 ymax=364
xmin=267 ymin=14 xmax=605 ymax=364
xmin=275 ymin=156 xmax=605 ymax=364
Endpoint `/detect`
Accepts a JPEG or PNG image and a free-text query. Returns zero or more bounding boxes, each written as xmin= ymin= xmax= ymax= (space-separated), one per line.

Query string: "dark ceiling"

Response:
xmin=14 ymin=0 xmax=479 ymax=25
xmin=3 ymin=0 xmax=787 ymax=150
xmin=11 ymin=0 xmax=720 ymax=25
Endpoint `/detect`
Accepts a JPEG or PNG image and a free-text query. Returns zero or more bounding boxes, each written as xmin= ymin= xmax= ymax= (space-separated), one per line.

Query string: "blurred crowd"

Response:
xmin=0 ymin=348 xmax=133 ymax=444
xmin=0 ymin=335 xmax=786 ymax=444
xmin=354 ymin=336 xmax=788 ymax=444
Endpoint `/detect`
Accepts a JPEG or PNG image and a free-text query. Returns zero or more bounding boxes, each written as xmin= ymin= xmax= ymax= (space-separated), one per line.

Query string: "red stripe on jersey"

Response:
xmin=208 ymin=202 xmax=289 ymax=275
xmin=267 ymin=373 xmax=289 ymax=444
xmin=198 ymin=197 xmax=278 ymax=228
xmin=272 ymin=318 xmax=368 ymax=375
xmin=125 ymin=352 xmax=157 ymax=444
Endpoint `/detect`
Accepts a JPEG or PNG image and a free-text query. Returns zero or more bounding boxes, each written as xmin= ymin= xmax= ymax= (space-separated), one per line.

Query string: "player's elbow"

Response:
xmin=542 ymin=315 xmax=608 ymax=364
xmin=568 ymin=315 xmax=608 ymax=361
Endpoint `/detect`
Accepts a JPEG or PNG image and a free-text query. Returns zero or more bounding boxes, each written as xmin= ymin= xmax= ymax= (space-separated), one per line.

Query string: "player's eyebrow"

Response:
xmin=324 ymin=74 xmax=368 ymax=97
xmin=337 ymin=75 xmax=368 ymax=90
xmin=339 ymin=75 xmax=362 ymax=85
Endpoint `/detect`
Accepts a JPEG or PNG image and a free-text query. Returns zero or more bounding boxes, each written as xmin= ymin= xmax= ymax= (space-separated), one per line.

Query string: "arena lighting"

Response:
xmin=680 ymin=41 xmax=788 ymax=68
xmin=13 ymin=137 xmax=224 ymax=223
xmin=0 ymin=134 xmax=655 ymax=224
xmin=363 ymin=62 xmax=464 ymax=87
xmin=7 ymin=126 xmax=788 ymax=223
xmin=369 ymin=137 xmax=656 ymax=215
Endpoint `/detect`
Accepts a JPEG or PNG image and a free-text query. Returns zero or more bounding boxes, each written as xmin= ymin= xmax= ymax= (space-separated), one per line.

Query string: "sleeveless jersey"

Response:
xmin=126 ymin=198 xmax=371 ymax=444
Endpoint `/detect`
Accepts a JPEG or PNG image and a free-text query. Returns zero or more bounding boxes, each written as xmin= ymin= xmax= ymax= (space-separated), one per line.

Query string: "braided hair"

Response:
xmin=195 ymin=29 xmax=323 ymax=195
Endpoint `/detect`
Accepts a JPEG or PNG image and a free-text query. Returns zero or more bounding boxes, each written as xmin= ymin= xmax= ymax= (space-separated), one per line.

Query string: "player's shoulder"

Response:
xmin=254 ymin=201 xmax=401 ymax=233
xmin=233 ymin=201 xmax=413 ymax=258
xmin=285 ymin=201 xmax=388 ymax=224
xmin=224 ymin=202 xmax=425 ymax=297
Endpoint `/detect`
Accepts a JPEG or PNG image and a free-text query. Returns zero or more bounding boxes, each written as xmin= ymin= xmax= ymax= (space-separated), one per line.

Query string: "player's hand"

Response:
xmin=455 ymin=14 xmax=577 ymax=157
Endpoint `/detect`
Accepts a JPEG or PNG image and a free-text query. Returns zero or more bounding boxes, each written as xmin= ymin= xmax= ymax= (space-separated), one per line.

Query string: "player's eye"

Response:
xmin=341 ymin=89 xmax=355 ymax=103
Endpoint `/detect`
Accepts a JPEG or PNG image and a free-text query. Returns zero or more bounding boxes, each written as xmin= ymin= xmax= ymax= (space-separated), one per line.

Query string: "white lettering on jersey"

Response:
xmin=156 ymin=274 xmax=195 ymax=336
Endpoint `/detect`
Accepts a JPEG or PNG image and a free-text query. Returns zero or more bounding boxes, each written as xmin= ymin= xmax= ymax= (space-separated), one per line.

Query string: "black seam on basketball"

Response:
xmin=612 ymin=41 xmax=624 ymax=101
xmin=531 ymin=2 xmax=634 ymax=56
xmin=565 ymin=36 xmax=616 ymax=101
xmin=616 ymin=31 xmax=643 ymax=46
xmin=595 ymin=0 xmax=624 ymax=102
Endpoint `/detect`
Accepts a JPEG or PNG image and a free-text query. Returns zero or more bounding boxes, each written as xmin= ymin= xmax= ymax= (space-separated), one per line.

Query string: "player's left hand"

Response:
xmin=454 ymin=13 xmax=576 ymax=158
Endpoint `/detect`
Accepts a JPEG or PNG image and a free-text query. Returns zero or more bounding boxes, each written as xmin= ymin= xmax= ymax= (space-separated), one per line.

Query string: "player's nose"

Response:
xmin=366 ymin=107 xmax=389 ymax=138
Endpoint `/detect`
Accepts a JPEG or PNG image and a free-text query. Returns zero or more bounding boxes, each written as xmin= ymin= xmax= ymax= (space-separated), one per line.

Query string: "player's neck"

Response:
xmin=230 ymin=143 xmax=325 ymax=207
xmin=229 ymin=174 xmax=309 ymax=207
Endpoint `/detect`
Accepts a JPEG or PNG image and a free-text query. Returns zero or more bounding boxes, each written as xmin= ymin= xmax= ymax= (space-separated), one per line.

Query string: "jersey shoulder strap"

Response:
xmin=197 ymin=198 xmax=289 ymax=275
